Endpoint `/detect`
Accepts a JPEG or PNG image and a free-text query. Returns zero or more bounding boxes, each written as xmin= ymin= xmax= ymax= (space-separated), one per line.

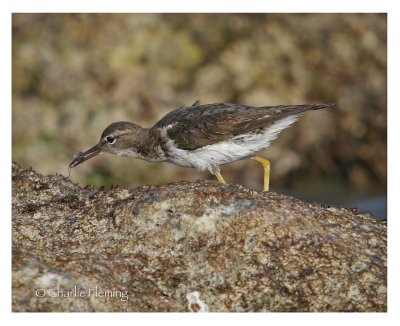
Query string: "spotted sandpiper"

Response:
xmin=69 ymin=101 xmax=334 ymax=191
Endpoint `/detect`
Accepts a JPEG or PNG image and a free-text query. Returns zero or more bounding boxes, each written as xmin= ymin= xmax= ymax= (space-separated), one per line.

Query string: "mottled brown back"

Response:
xmin=152 ymin=103 xmax=334 ymax=150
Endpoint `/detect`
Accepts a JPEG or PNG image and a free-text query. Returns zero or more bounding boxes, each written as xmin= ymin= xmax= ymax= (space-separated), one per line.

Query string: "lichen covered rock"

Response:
xmin=12 ymin=162 xmax=386 ymax=312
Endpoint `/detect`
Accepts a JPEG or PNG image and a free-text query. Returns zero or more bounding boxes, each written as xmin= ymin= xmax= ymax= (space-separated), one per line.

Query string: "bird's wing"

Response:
xmin=152 ymin=103 xmax=334 ymax=150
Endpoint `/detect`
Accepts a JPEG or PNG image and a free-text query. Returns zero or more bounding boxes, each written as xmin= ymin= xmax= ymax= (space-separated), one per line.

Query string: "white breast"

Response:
xmin=163 ymin=115 xmax=299 ymax=172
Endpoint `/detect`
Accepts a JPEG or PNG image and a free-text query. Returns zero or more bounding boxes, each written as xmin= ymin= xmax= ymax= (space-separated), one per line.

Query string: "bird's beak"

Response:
xmin=69 ymin=143 xmax=101 ymax=168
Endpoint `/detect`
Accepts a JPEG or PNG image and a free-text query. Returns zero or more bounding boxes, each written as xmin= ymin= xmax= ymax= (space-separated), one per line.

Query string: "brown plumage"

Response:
xmin=69 ymin=101 xmax=335 ymax=191
xmin=153 ymin=103 xmax=334 ymax=150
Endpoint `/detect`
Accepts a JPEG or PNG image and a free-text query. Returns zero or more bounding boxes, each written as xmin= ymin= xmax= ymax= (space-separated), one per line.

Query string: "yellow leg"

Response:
xmin=251 ymin=156 xmax=270 ymax=192
xmin=212 ymin=169 xmax=227 ymax=186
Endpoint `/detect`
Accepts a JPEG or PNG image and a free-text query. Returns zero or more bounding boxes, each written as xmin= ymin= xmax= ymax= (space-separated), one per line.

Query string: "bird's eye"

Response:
xmin=106 ymin=136 xmax=116 ymax=144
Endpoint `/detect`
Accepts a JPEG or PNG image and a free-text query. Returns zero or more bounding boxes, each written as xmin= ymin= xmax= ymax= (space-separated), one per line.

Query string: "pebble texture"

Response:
xmin=12 ymin=162 xmax=387 ymax=312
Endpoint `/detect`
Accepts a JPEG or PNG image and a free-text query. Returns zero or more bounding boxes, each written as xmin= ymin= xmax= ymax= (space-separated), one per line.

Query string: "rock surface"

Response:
xmin=12 ymin=162 xmax=387 ymax=312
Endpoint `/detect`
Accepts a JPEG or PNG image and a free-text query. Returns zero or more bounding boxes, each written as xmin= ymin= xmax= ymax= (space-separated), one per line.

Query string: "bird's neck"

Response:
xmin=134 ymin=128 xmax=166 ymax=162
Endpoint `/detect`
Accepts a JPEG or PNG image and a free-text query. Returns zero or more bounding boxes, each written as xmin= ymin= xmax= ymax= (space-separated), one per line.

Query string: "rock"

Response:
xmin=12 ymin=162 xmax=386 ymax=312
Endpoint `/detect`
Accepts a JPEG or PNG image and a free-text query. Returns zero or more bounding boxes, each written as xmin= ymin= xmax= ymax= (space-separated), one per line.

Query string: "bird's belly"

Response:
xmin=165 ymin=138 xmax=270 ymax=171
xmin=164 ymin=115 xmax=299 ymax=172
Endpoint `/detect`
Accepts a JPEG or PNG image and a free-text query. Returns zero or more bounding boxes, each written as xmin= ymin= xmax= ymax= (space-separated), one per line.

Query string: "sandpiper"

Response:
xmin=69 ymin=101 xmax=334 ymax=191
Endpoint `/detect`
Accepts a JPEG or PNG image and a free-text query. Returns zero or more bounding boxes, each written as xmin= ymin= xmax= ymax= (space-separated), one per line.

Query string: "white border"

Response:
xmin=0 ymin=0 xmax=393 ymax=13
xmin=2 ymin=0 xmax=398 ymax=325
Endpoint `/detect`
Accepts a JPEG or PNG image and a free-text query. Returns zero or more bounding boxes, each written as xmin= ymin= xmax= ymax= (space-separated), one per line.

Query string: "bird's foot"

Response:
xmin=251 ymin=156 xmax=270 ymax=192
xmin=215 ymin=171 xmax=228 ymax=186
xmin=211 ymin=167 xmax=228 ymax=186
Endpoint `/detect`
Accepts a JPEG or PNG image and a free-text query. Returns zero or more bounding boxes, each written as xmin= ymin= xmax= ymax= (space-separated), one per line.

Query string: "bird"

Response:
xmin=69 ymin=101 xmax=334 ymax=191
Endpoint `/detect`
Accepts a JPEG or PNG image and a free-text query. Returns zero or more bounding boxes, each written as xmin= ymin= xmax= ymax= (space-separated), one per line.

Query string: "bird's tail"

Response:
xmin=305 ymin=103 xmax=336 ymax=110
xmin=259 ymin=102 xmax=336 ymax=115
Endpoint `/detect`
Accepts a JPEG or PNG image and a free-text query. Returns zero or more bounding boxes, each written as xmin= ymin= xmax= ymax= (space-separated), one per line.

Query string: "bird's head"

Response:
xmin=69 ymin=121 xmax=146 ymax=168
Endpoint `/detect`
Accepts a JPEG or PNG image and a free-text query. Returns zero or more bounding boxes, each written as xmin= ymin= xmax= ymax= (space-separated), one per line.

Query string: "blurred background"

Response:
xmin=12 ymin=13 xmax=387 ymax=219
